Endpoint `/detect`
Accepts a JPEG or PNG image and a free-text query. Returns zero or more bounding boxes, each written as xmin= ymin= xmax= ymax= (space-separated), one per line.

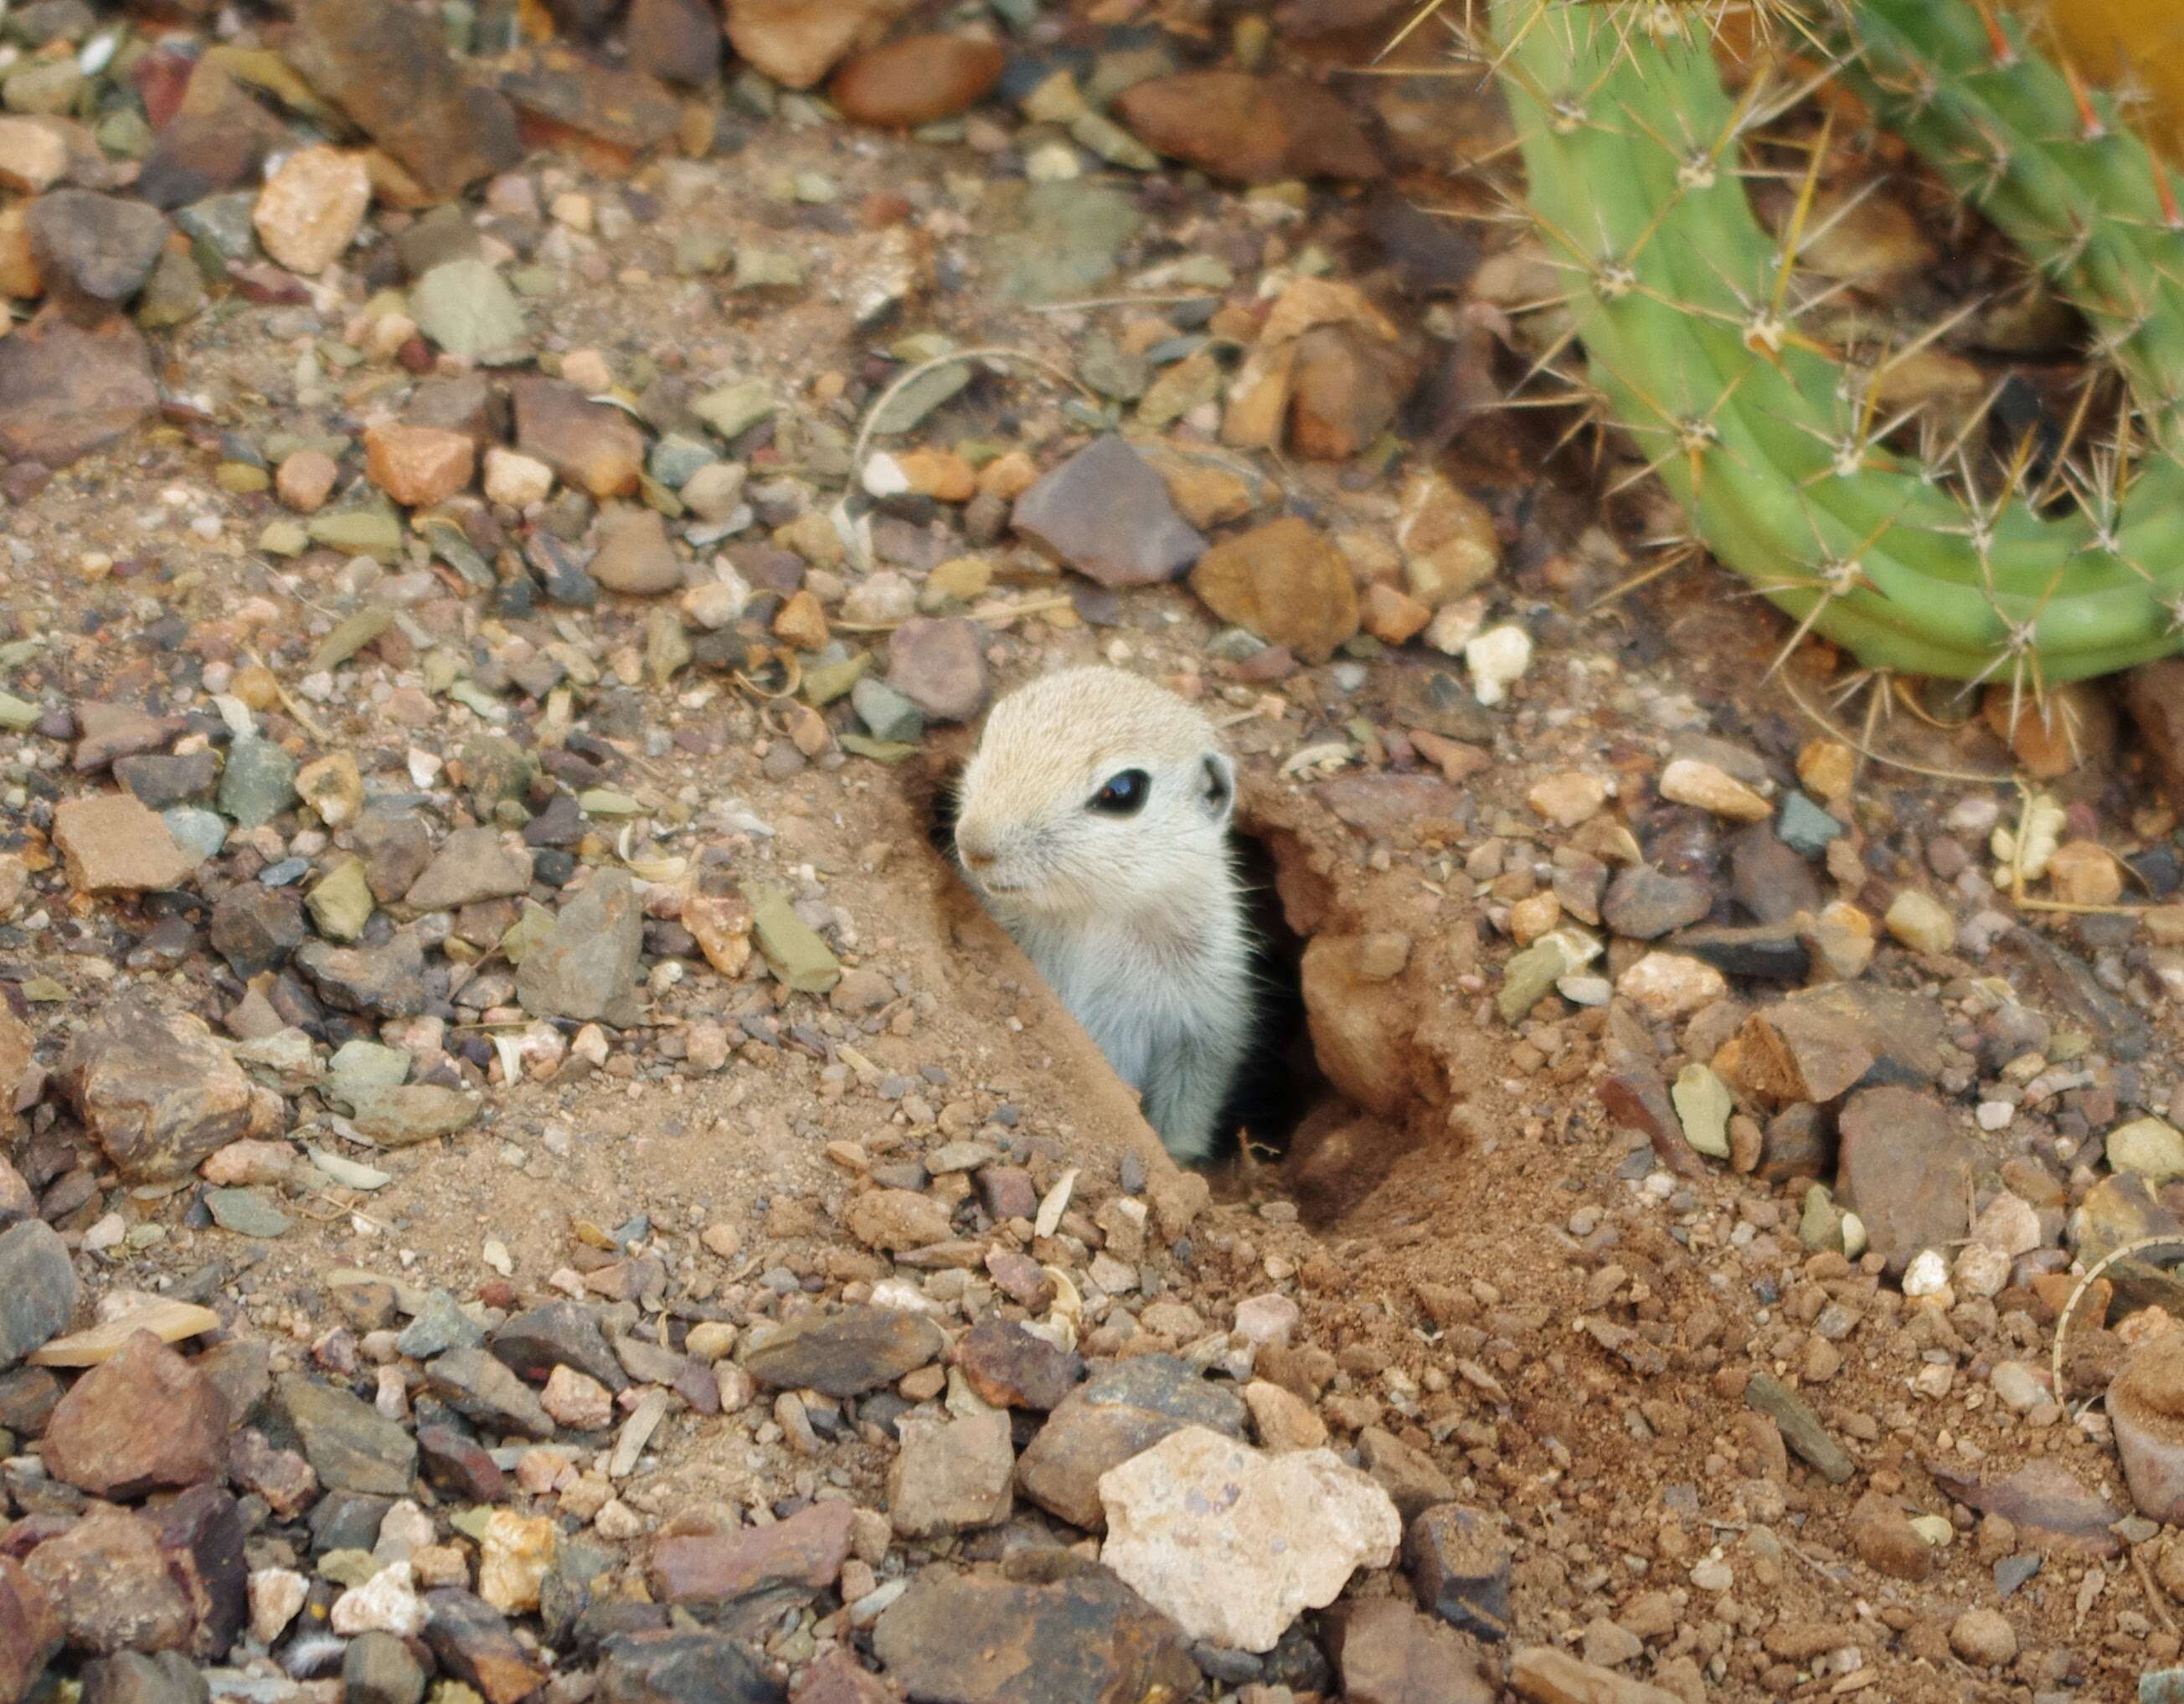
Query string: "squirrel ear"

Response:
xmin=1202 ymin=753 xmax=1235 ymax=822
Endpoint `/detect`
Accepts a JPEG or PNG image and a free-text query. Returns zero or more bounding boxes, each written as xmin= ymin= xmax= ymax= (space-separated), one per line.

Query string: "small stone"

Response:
xmin=517 ymin=870 xmax=644 ymax=1026
xmin=491 ymin=1302 xmax=626 ymax=1393
xmin=1847 ymin=1490 xmax=1932 ymax=1581
xmin=1615 ymin=953 xmax=1728 ymax=1021
xmin=1243 ymin=1380 xmax=1327 ymax=1451
xmin=513 ymin=377 xmax=642 ymax=499
xmin=872 ymin=1569 xmax=1196 ymax=1704
xmin=1507 ymin=1650 xmax=1683 ymax=1704
xmin=1527 ymin=771 xmax=1606 ymax=828
xmin=345 ymin=1630 xmax=426 ymax=1704
xmin=219 ymin=736 xmax=299 ymax=830
xmin=845 ymin=1188 xmax=952 ymax=1251
xmin=889 ymin=1411 xmax=1016 ymax=1537
xmin=1659 ymin=758 xmax=1769 ymax=821
xmin=1189 ymin=517 xmax=1359 ymax=664
xmin=884 ymin=616 xmax=987 ymax=722
xmin=248 ymin=1568 xmax=307 ymax=1648
xmin=296 ymin=752 xmax=364 ymax=826
xmin=1396 ymin=471 xmax=1501 ymax=607
xmin=283 ymin=0 xmax=521 ymax=198
xmin=278 ymin=1374 xmax=417 ymax=1496
xmin=26 ymin=191 xmax=170 ymax=322
xmin=404 ymin=827 xmax=532 ymax=912
xmin=332 ymin=1562 xmax=426 ymax=1639
xmin=482 ymin=448 xmax=553 ymax=509
xmin=1777 ymin=791 xmax=1845 ymax=857
xmin=0 ymin=311 xmax=158 ymax=468
xmin=540 ymin=1366 xmax=615 ymax=1431
xmin=2109 ymin=1115 xmax=2184 ymax=1181
xmin=422 ymin=1347 xmax=553 ymax=1440
xmin=1358 ymin=1426 xmax=1457 ymax=1521
xmin=1326 ymin=1597 xmax=1496 ymax=1704
xmin=1406 ymin=1503 xmax=1511 ymax=1642
xmin=1114 ymin=71 xmax=1381 ymax=181
xmin=0 ymin=1222 xmax=75 ymax=1370
xmin=1463 ymin=625 xmax=1531 ymax=705
xmin=52 ymin=793 xmax=193 ymax=893
xmin=831 ymin=34 xmax=1006 ymax=127
xmin=645 ymin=1501 xmax=852 ymax=1604
xmin=365 ymin=423 xmax=475 ymax=508
xmin=23 ymin=1507 xmax=192 ymax=1656
xmin=1883 ymin=889 xmax=1957 ymax=955
xmin=476 ymin=1512 xmax=555 ymax=1614
xmin=590 ymin=506 xmax=683 ymax=595
xmin=296 ymin=934 xmax=429 ymax=1017
xmin=62 ymin=996 xmax=258 ymax=1182
xmin=1098 ymin=1425 xmax=1400 ymax=1653
xmin=1011 ymin=435 xmax=1205 ymax=587
xmin=721 ymin=0 xmax=898 ymax=89
xmin=1601 ymin=865 xmax=1710 ymax=940
xmin=1949 ymin=1609 xmax=2017 ymax=1668
xmin=953 ymin=1315 xmax=1083 ymax=1411
xmin=254 ymin=146 xmax=370 ymax=275
xmin=1836 ymin=1087 xmax=1975 ymax=1274
xmin=2109 ymin=1333 xmax=2184 ymax=1524
xmin=1671 ymin=1064 xmax=1733 ymax=1160
xmin=0 ymin=116 xmax=69 ymax=193
xmin=42 ymin=1331 xmax=225 ymax=1498
xmin=743 ymin=1306 xmax=944 ymax=1398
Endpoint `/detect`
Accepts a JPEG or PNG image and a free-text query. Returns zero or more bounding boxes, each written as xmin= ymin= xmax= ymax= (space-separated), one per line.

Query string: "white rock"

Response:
xmin=1463 ymin=624 xmax=1532 ymax=706
xmin=682 ymin=568 xmax=753 ymax=631
xmin=2109 ymin=1117 xmax=2184 ymax=1181
xmin=1422 ymin=595 xmax=1485 ymax=657
xmin=1951 ymin=1243 xmax=2010 ymax=1300
xmin=331 ymin=1561 xmax=426 ymax=1638
xmin=1901 ymin=1248 xmax=1950 ymax=1297
xmin=1098 ymin=1425 xmax=1399 ymax=1653
xmin=1231 ymin=1293 xmax=1299 ymax=1351
xmin=861 ymin=453 xmax=910 ymax=497
xmin=841 ymin=569 xmax=917 ymax=626
xmin=1615 ymin=952 xmax=1727 ymax=1021
xmin=373 ymin=1500 xmax=435 ymax=1563
xmin=1990 ymin=1360 xmax=2048 ymax=1413
xmin=1969 ymin=1192 xmax=2042 ymax=1259
xmin=247 ymin=1567 xmax=308 ymax=1646
xmin=482 ymin=447 xmax=554 ymax=509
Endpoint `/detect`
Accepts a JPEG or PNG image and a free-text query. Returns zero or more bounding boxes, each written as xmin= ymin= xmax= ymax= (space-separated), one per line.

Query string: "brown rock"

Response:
xmin=283 ymin=0 xmax=522 ymax=199
xmin=1508 ymin=1647 xmax=1684 ymax=1704
xmin=149 ymin=1485 xmax=245 ymax=1660
xmin=742 ymin=1307 xmax=945 ymax=1398
xmin=589 ymin=506 xmax=683 ymax=595
xmin=1287 ymin=324 xmax=1414 ymax=461
xmin=1326 ymin=1597 xmax=1496 ymax=1704
xmin=0 ymin=311 xmax=157 ymax=468
xmin=953 ymin=1315 xmax=1084 ymax=1411
xmin=2109 ymin=1331 xmax=2184 ymax=1524
xmin=1846 ymin=1490 xmax=1933 ymax=1582
xmin=790 ymin=1651 xmax=895 ymax=1704
xmin=512 ymin=376 xmax=644 ymax=499
xmin=872 ymin=1570 xmax=1197 ymax=1704
xmin=50 ymin=794 xmax=193 ymax=895
xmin=831 ymin=34 xmax=1006 ymax=127
xmin=1114 ymin=72 xmax=1382 ymax=181
xmin=1362 ymin=582 xmax=1431 ymax=646
xmin=421 ymin=1590 xmax=542 ymax=1704
xmin=645 ymin=1501 xmax=853 ymax=1603
xmin=2125 ymin=658 xmax=2184 ymax=806
xmin=23 ymin=1507 xmax=193 ymax=1655
xmin=364 ymin=423 xmax=475 ymax=508
xmin=722 ymin=0 xmax=908 ymax=90
xmin=0 ymin=116 xmax=69 ymax=193
xmin=889 ymin=1410 xmax=1015 ymax=1537
xmin=0 ymin=203 xmax=39 ymax=301
xmin=1016 ymin=1398 xmax=1182 ymax=1533
xmin=61 ymin=997 xmax=258 ymax=1184
xmin=42 ymin=1331 xmax=227 ymax=1500
xmin=843 ymin=1188 xmax=951 ymax=1251
xmin=1986 ymin=678 xmax=2115 ymax=781
xmin=276 ymin=449 xmax=339 ymax=513
xmin=884 ymin=616 xmax=988 ymax=722
xmin=1358 ymin=1426 xmax=1456 ymax=1521
xmin=1835 ymin=1087 xmax=1975 ymax=1274
xmin=1189 ymin=517 xmax=1359 ymax=663
xmin=1726 ymin=1001 xmax=1875 ymax=1103
xmin=626 ymin=0 xmax=722 ymax=86
xmin=0 ymin=1006 xmax=31 ymax=1143
xmin=0 ymin=1557 xmax=59 ymax=1703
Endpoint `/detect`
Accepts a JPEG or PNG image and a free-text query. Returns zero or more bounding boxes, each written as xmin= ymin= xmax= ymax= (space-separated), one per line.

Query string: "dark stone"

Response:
xmin=82 ymin=1650 xmax=209 ymax=1704
xmin=423 ymin=1590 xmax=545 ymax=1704
xmin=294 ymin=934 xmax=429 ymax=1018
xmin=597 ymin=1628 xmax=782 ymax=1704
xmin=113 ymin=753 xmax=219 ymax=810
xmin=353 ymin=812 xmax=435 ymax=904
xmin=0 ymin=1367 xmax=60 ymax=1436
xmin=209 ymin=884 xmax=307 ymax=976
xmin=1667 ymin=923 xmax=1810 ymax=981
xmin=276 ymin=1375 xmax=416 ymax=1496
xmin=490 ymin=1301 xmax=629 ymax=1392
xmin=0 ymin=1222 xmax=77 ymax=1370
xmin=1404 ymin=1503 xmax=1511 ymax=1642
xmin=416 ymin=1425 xmax=507 ymax=1503
xmin=1600 ymin=864 xmax=1710 ymax=940
xmin=1730 ymin=825 xmax=1822 ymax=924
xmin=421 ymin=1348 xmax=554 ymax=1440
xmin=24 ymin=193 xmax=172 ymax=323
xmin=872 ymin=1568 xmax=1197 ymax=1704
xmin=742 ymin=1307 xmax=945 ymax=1399
xmin=952 ymin=1315 xmax=1084 ymax=1412
xmin=1757 ymin=1102 xmax=1835 ymax=1183
xmin=152 ymin=1486 xmax=246 ymax=1661
xmin=1009 ymin=435 xmax=1204 ymax=588
xmin=1079 ymin=1355 xmax=1246 ymax=1434
xmin=308 ymin=1493 xmax=390 ymax=1557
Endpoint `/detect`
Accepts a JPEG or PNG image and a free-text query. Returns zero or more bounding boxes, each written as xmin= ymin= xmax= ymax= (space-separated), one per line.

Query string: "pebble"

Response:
xmin=889 ymin=1410 xmax=1016 ymax=1537
xmin=61 ymin=996 xmax=260 ymax=1182
xmin=516 ymin=869 xmax=644 ymax=1026
xmin=365 ymin=423 xmax=475 ymax=508
xmin=1671 ymin=1063 xmax=1733 ymax=1160
xmin=253 ymin=146 xmax=370 ymax=274
xmin=332 ymin=1561 xmax=427 ymax=1637
xmin=646 ymin=1500 xmax=852 ymax=1604
xmin=1011 ymin=435 xmax=1206 ymax=587
xmin=1614 ymin=952 xmax=1727 ymax=1021
xmin=52 ymin=793 xmax=194 ymax=893
xmin=1113 ymin=71 xmax=1381 ymax=182
xmin=1189 ymin=517 xmax=1360 ymax=665
xmin=1835 ymin=1086 xmax=1974 ymax=1274
xmin=1407 ymin=1503 xmax=1512 ymax=1642
xmin=26 ymin=190 xmax=171 ymax=321
xmin=883 ymin=616 xmax=988 ymax=722
xmin=1099 ymin=1424 xmax=1400 ymax=1653
xmin=1658 ymin=757 xmax=1769 ymax=821
xmin=1527 ymin=771 xmax=1606 ymax=828
xmin=831 ymin=34 xmax=1006 ymax=127
xmin=2110 ymin=1332 xmax=2184 ymax=1522
xmin=2108 ymin=1115 xmax=2184 ymax=1181
xmin=0 ymin=311 xmax=159 ymax=469
xmin=513 ymin=377 xmax=643 ymax=499
xmin=1883 ymin=889 xmax=1957 ymax=955
xmin=1948 ymin=1609 xmax=2017 ymax=1668
xmin=590 ymin=506 xmax=684 ymax=595
xmin=743 ymin=1306 xmax=945 ymax=1397
xmin=1463 ymin=625 xmax=1532 ymax=706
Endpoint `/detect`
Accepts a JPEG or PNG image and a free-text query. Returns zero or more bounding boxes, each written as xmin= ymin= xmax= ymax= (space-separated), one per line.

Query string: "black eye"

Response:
xmin=1089 ymin=769 xmax=1150 ymax=816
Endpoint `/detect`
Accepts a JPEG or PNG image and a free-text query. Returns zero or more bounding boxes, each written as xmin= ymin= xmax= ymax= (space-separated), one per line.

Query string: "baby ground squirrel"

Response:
xmin=951 ymin=667 xmax=1254 ymax=1163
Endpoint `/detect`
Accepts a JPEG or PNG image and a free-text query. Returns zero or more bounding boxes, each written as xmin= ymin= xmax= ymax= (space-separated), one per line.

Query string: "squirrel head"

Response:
xmin=953 ymin=667 xmax=1236 ymax=926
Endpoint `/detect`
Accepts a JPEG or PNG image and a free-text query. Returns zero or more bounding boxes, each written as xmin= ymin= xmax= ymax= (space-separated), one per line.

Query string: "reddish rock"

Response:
xmin=723 ymin=0 xmax=909 ymax=90
xmin=511 ymin=377 xmax=643 ymax=500
xmin=364 ymin=423 xmax=475 ymax=507
xmin=23 ymin=1508 xmax=193 ymax=1654
xmin=1834 ymin=1087 xmax=1975 ymax=1274
xmin=830 ymin=34 xmax=1006 ymax=128
xmin=791 ymin=1650 xmax=896 ymax=1704
xmin=626 ymin=0 xmax=721 ymax=86
xmin=42 ymin=1331 xmax=227 ymax=1500
xmin=1846 ymin=1490 xmax=1933 ymax=1582
xmin=645 ymin=1501 xmax=854 ymax=1604
xmin=50 ymin=794 xmax=193 ymax=896
xmin=1326 ymin=1597 xmax=1496 ymax=1704
xmin=953 ymin=1315 xmax=1084 ymax=1411
xmin=884 ymin=617 xmax=988 ymax=723
xmin=282 ymin=0 xmax=522 ymax=198
xmin=0 ymin=311 xmax=157 ymax=469
xmin=60 ymin=998 xmax=258 ymax=1185
xmin=1286 ymin=324 xmax=1414 ymax=461
xmin=1114 ymin=72 xmax=1383 ymax=182
xmin=0 ymin=1558 xmax=58 ymax=1704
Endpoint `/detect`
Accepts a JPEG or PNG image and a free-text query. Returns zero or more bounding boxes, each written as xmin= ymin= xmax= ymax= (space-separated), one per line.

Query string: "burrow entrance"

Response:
xmin=905 ymin=749 xmax=1480 ymax=1223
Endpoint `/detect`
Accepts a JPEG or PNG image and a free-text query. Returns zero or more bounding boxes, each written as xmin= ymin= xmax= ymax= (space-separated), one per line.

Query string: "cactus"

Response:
xmin=1485 ymin=0 xmax=2184 ymax=689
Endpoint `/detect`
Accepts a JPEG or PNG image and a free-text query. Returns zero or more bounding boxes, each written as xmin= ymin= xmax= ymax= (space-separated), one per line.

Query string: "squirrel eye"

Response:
xmin=1089 ymin=769 xmax=1150 ymax=816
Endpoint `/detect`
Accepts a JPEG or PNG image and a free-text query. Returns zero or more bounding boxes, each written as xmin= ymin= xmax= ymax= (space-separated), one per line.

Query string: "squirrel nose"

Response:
xmin=956 ymin=824 xmax=997 ymax=870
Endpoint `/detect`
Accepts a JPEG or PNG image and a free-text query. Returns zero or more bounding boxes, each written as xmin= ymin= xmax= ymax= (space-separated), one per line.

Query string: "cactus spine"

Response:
xmin=1489 ymin=0 xmax=2184 ymax=687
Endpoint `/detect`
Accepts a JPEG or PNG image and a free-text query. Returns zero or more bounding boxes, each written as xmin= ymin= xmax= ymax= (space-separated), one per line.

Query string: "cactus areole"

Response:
xmin=1491 ymin=0 xmax=2184 ymax=686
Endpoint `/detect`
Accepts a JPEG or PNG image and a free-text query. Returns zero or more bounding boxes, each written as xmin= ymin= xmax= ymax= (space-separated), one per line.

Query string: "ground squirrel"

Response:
xmin=951 ymin=667 xmax=1254 ymax=1164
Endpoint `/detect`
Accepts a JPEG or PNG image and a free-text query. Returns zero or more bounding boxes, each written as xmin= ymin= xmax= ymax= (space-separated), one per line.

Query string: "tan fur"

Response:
xmin=953 ymin=667 xmax=1253 ymax=1163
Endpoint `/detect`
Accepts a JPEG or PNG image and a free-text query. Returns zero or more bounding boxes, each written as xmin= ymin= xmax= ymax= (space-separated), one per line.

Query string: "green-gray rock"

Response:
xmin=412 ymin=257 xmax=528 ymax=363
xmin=692 ymin=379 xmax=775 ymax=443
xmin=1497 ymin=936 xmax=1571 ymax=1024
xmin=348 ymin=1084 xmax=481 ymax=1146
xmin=852 ymin=677 xmax=925 ymax=744
xmin=277 ymin=1373 xmax=416 ymax=1496
xmin=1671 ymin=1063 xmax=1733 ymax=1160
xmin=206 ymin=1188 xmax=293 ymax=1238
xmin=308 ymin=506 xmax=405 ymax=563
xmin=516 ymin=868 xmax=644 ymax=1026
xmin=744 ymin=883 xmax=840 ymax=995
xmin=220 ymin=737 xmax=299 ymax=830
xmin=307 ymin=857 xmax=375 ymax=942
